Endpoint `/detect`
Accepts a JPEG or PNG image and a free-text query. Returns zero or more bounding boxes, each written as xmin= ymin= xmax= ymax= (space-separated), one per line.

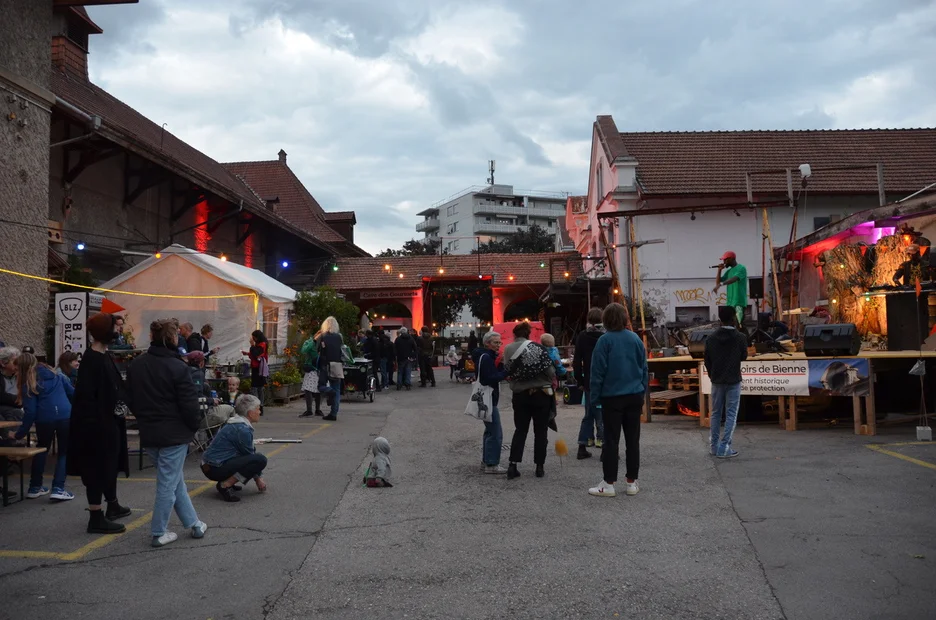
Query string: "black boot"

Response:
xmin=577 ymin=445 xmax=592 ymax=460
xmin=88 ymin=509 xmax=126 ymax=534
xmin=506 ymin=463 xmax=520 ymax=480
xmin=216 ymin=482 xmax=240 ymax=503
xmin=105 ymin=500 xmax=132 ymax=520
xmin=535 ymin=465 xmax=545 ymax=478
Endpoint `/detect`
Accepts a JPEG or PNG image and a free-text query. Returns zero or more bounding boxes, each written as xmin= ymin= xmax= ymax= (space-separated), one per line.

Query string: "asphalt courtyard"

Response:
xmin=0 ymin=376 xmax=934 ymax=619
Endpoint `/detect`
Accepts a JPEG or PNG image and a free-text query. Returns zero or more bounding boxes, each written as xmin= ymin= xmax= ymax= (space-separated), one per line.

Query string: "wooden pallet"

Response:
xmin=650 ymin=389 xmax=698 ymax=415
xmin=667 ymin=374 xmax=700 ymax=391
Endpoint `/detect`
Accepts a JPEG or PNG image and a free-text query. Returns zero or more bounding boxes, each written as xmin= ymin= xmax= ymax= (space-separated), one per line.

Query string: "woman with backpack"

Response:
xmin=299 ymin=329 xmax=323 ymax=418
xmin=503 ymin=322 xmax=556 ymax=480
xmin=14 ymin=350 xmax=75 ymax=501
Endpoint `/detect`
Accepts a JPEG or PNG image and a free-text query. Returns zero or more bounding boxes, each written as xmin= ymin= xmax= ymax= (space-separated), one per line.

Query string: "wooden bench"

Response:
xmin=649 ymin=390 xmax=698 ymax=415
xmin=0 ymin=447 xmax=48 ymax=507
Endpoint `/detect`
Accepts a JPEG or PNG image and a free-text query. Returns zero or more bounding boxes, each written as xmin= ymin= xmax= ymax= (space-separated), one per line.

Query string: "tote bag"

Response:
xmin=464 ymin=380 xmax=494 ymax=423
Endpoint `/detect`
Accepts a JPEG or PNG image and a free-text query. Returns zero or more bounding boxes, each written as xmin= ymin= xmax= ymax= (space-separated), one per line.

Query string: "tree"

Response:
xmin=377 ymin=239 xmax=445 ymax=257
xmin=474 ymin=224 xmax=554 ymax=254
xmin=293 ymin=287 xmax=360 ymax=343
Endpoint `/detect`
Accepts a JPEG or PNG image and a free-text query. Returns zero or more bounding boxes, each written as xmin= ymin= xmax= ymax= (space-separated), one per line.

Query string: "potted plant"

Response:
xmin=269 ymin=370 xmax=292 ymax=400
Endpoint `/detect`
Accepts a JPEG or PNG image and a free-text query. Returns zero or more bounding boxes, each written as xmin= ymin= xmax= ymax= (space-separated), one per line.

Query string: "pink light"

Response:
xmin=871 ymin=227 xmax=895 ymax=244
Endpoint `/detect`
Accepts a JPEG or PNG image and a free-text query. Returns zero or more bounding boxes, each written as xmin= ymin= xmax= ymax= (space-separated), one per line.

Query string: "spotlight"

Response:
xmin=281 ymin=260 xmax=289 ymax=268
xmin=76 ymin=242 xmax=85 ymax=251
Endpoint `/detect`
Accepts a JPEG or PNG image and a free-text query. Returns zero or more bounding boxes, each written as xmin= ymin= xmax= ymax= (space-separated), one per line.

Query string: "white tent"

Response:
xmin=96 ymin=245 xmax=296 ymax=361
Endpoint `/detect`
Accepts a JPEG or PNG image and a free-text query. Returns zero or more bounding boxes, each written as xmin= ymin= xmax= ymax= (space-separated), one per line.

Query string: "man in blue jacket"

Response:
xmin=201 ymin=394 xmax=268 ymax=502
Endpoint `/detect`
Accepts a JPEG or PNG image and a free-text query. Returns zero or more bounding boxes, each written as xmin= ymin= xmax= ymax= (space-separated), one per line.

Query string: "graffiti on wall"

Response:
xmin=673 ymin=288 xmax=727 ymax=305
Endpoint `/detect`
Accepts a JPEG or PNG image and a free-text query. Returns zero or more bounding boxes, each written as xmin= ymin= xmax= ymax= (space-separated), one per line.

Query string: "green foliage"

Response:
xmin=428 ymin=284 xmax=492 ymax=326
xmin=59 ymin=255 xmax=96 ymax=293
xmin=270 ymin=366 xmax=303 ymax=386
xmin=377 ymin=239 xmax=445 ymax=257
xmin=293 ymin=287 xmax=360 ymax=343
xmin=473 ymin=224 xmax=554 ymax=254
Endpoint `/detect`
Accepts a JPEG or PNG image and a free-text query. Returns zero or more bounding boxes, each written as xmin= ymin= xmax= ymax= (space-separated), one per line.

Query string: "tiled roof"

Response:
xmin=323 ymin=252 xmax=584 ymax=290
xmin=555 ymin=216 xmax=574 ymax=250
xmin=222 ymin=160 xmax=347 ymax=245
xmin=596 ymin=115 xmax=631 ymax=162
xmin=49 ymin=71 xmax=334 ymax=253
xmin=617 ymin=127 xmax=936 ymax=195
xmin=324 ymin=211 xmax=356 ymax=221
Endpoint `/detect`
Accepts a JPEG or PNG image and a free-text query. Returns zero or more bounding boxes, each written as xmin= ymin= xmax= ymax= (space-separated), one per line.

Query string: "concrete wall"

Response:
xmin=0 ymin=0 xmax=54 ymax=351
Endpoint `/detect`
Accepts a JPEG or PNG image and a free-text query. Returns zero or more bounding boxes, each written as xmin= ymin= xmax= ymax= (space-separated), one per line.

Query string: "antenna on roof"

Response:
xmin=487 ymin=160 xmax=495 ymax=185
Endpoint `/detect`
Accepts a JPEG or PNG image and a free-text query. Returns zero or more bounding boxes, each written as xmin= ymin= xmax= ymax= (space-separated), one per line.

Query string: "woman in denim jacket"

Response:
xmin=201 ymin=394 xmax=268 ymax=503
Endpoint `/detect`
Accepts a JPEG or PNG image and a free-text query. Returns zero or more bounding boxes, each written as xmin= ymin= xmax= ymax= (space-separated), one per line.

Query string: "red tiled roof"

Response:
xmin=324 ymin=252 xmax=584 ymax=290
xmin=617 ymin=127 xmax=936 ymax=195
xmin=50 ymin=71 xmax=335 ymax=253
xmin=223 ymin=160 xmax=347 ymax=246
xmin=324 ymin=211 xmax=357 ymax=222
xmin=596 ymin=115 xmax=631 ymax=162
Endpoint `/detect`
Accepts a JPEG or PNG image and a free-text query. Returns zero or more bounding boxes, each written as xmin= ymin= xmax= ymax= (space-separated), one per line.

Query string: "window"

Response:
xmin=447 ymin=240 xmax=459 ymax=252
xmin=596 ymin=162 xmax=604 ymax=200
xmin=548 ymin=220 xmax=555 ymax=228
xmin=813 ymin=217 xmax=830 ymax=231
xmin=262 ymin=307 xmax=280 ymax=355
xmin=447 ymin=205 xmax=458 ymax=217
xmin=447 ymin=221 xmax=458 ymax=234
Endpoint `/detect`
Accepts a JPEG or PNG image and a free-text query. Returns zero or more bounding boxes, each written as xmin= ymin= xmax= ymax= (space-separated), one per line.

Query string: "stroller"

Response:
xmin=456 ymin=353 xmax=476 ymax=384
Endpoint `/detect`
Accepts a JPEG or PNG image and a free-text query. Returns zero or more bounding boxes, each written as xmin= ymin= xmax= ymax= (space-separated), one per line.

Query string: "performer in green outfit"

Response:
xmin=713 ymin=251 xmax=748 ymax=326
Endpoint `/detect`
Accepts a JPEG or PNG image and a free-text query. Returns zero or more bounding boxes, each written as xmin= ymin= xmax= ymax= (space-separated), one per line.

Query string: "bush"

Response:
xmin=270 ymin=367 xmax=303 ymax=387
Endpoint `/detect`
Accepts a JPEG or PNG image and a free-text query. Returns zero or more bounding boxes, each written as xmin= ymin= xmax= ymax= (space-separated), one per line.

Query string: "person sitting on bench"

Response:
xmin=200 ymin=394 xmax=267 ymax=503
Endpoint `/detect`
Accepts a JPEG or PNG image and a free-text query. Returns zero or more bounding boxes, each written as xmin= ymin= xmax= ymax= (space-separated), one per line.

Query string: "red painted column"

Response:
xmin=492 ymin=287 xmax=508 ymax=324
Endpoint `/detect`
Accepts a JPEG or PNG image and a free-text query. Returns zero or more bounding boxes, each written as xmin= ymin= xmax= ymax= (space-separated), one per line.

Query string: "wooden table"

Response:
xmin=0 ymin=421 xmax=20 ymax=430
xmin=0 ymin=447 xmax=47 ymax=507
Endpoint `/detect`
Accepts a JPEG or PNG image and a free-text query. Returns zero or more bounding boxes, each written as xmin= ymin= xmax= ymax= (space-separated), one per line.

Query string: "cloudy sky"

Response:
xmin=87 ymin=0 xmax=936 ymax=255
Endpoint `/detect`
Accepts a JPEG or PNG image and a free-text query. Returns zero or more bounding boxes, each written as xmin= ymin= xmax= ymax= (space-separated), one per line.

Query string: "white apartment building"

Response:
xmin=416 ymin=185 xmax=568 ymax=254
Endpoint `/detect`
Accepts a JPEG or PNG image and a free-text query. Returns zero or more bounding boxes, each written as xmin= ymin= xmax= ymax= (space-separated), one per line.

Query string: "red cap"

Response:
xmin=720 ymin=251 xmax=736 ymax=261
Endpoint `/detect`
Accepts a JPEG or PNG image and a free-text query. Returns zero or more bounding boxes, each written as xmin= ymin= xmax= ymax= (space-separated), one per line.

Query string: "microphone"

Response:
xmin=710 ymin=264 xmax=723 ymax=269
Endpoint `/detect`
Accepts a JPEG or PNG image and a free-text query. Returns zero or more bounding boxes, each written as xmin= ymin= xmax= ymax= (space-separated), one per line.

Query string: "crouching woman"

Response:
xmin=200 ymin=394 xmax=268 ymax=503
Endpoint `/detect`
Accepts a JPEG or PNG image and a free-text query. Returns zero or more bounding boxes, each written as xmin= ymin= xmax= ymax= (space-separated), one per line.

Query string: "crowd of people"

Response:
xmin=0 ymin=314 xmax=273 ymax=546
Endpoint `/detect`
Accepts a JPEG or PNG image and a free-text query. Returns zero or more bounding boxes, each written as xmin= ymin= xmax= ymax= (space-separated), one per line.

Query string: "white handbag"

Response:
xmin=464 ymin=380 xmax=494 ymax=423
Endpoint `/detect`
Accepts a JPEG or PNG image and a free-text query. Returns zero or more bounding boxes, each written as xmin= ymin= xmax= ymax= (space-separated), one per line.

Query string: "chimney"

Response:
xmin=51 ymin=7 xmax=102 ymax=82
xmin=51 ymin=36 xmax=89 ymax=80
xmin=278 ymin=149 xmax=288 ymax=164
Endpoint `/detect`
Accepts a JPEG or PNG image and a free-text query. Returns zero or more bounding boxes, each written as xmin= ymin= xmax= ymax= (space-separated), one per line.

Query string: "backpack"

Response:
xmin=506 ymin=341 xmax=553 ymax=382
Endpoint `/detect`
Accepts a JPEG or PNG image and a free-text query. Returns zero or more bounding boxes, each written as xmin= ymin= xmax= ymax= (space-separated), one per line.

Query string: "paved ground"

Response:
xmin=1 ymin=376 xmax=934 ymax=619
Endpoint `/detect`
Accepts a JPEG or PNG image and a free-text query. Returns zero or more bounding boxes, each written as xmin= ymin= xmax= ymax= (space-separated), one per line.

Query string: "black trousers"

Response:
xmin=600 ymin=393 xmax=644 ymax=483
xmin=509 ymin=389 xmax=552 ymax=465
xmin=202 ymin=453 xmax=268 ymax=483
xmin=419 ymin=355 xmax=435 ymax=385
xmin=85 ymin=471 xmax=118 ymax=506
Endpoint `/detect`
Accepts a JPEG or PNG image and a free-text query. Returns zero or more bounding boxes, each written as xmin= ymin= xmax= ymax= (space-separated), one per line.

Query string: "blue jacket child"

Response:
xmin=16 ymin=364 xmax=75 ymax=499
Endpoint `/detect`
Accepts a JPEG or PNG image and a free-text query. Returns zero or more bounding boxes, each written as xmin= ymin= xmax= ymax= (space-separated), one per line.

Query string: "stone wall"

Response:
xmin=0 ymin=0 xmax=53 ymax=351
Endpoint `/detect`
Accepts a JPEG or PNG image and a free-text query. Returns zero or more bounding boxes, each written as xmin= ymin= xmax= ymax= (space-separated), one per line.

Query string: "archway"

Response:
xmin=503 ymin=296 xmax=543 ymax=322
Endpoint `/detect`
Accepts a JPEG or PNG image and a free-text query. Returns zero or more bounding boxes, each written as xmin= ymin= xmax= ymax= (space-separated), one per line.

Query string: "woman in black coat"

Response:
xmin=68 ymin=312 xmax=131 ymax=534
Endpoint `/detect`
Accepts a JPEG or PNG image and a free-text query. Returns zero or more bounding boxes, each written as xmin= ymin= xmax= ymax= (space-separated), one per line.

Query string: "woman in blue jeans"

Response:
xmin=14 ymin=351 xmax=75 ymax=501
xmin=476 ymin=331 xmax=507 ymax=474
xmin=127 ymin=319 xmax=207 ymax=548
xmin=201 ymin=394 xmax=268 ymax=502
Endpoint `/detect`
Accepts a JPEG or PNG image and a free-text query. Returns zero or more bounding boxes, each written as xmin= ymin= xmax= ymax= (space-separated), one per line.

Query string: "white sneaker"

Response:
xmin=151 ymin=532 xmax=178 ymax=548
xmin=625 ymin=480 xmax=639 ymax=496
xmin=588 ymin=481 xmax=616 ymax=497
xmin=483 ymin=464 xmax=508 ymax=474
xmin=191 ymin=520 xmax=208 ymax=539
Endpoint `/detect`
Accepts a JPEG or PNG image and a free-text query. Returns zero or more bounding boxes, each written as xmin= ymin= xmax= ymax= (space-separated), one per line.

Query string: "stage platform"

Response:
xmin=643 ymin=350 xmax=935 ymax=436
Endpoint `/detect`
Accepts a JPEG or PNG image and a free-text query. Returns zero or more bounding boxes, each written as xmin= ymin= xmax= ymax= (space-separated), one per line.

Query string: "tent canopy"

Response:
xmin=100 ymin=244 xmax=296 ymax=303
xmin=95 ymin=245 xmax=297 ymax=360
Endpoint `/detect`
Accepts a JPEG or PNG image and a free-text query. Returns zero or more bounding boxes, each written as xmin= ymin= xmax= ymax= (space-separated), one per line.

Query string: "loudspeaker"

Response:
xmin=749 ymin=277 xmax=764 ymax=299
xmin=803 ymin=323 xmax=860 ymax=357
xmin=688 ymin=329 xmax=716 ymax=359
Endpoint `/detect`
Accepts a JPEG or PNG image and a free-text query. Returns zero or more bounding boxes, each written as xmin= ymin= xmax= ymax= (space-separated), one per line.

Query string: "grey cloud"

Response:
xmin=82 ymin=0 xmax=936 ymax=254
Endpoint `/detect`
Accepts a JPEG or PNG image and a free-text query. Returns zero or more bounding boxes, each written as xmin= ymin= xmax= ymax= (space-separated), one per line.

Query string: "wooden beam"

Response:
xmin=63 ymin=147 xmax=121 ymax=184
xmin=171 ymin=190 xmax=204 ymax=222
xmin=125 ymin=170 xmax=166 ymax=205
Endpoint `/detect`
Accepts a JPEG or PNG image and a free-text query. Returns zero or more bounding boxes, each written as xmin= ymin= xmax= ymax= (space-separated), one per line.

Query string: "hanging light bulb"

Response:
xmin=384 ymin=264 xmax=391 ymax=271
xmin=155 ymin=252 xmax=162 ymax=259
xmin=438 ymin=267 xmax=445 ymax=274
xmin=332 ymin=264 xmax=339 ymax=272
xmin=220 ymin=255 xmax=228 ymax=262
xmin=281 ymin=260 xmax=289 ymax=268
xmin=508 ymin=275 xmax=515 ymax=281
xmin=398 ymin=273 xmax=404 ymax=279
